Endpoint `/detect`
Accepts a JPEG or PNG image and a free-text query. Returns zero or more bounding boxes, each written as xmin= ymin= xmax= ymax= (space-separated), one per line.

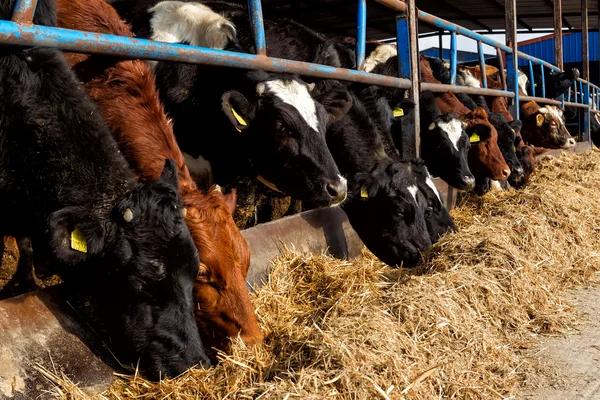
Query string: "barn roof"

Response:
xmin=258 ymin=0 xmax=599 ymax=41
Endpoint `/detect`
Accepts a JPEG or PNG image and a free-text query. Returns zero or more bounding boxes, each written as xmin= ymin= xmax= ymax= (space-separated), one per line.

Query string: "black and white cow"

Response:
xmin=0 ymin=0 xmax=209 ymax=380
xmin=109 ymin=0 xmax=348 ymax=206
xmin=530 ymin=67 xmax=580 ymax=99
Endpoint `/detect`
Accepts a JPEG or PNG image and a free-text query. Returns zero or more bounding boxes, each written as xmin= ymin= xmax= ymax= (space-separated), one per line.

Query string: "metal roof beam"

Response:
xmin=435 ymin=0 xmax=494 ymax=31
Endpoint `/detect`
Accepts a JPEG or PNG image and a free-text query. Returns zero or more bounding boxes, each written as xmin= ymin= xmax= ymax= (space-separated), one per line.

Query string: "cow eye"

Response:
xmin=197 ymin=263 xmax=210 ymax=281
xmin=275 ymin=122 xmax=290 ymax=135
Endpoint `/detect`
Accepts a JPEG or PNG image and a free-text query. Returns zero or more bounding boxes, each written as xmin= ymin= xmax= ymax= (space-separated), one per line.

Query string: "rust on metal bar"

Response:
xmin=563 ymin=101 xmax=591 ymax=108
xmin=11 ymin=0 xmax=37 ymax=25
xmin=555 ymin=0 xmax=564 ymax=70
xmin=520 ymin=95 xmax=562 ymax=105
xmin=496 ymin=47 xmax=507 ymax=91
xmin=407 ymin=0 xmax=420 ymax=157
xmin=374 ymin=0 xmax=406 ymax=12
xmin=422 ymin=82 xmax=516 ymax=98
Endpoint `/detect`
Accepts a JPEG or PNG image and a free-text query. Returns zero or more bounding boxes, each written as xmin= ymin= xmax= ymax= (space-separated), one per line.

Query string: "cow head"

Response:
xmin=47 ymin=160 xmax=208 ymax=380
xmin=463 ymin=108 xmax=511 ymax=181
xmin=522 ymin=106 xmax=575 ymax=149
xmin=410 ymin=160 xmax=457 ymax=243
xmin=488 ymin=112 xmax=524 ymax=181
xmin=510 ymin=135 xmax=549 ymax=189
xmin=421 ymin=112 xmax=474 ymax=190
xmin=221 ymin=74 xmax=350 ymax=206
xmin=342 ymin=160 xmax=431 ymax=267
xmin=186 ymin=187 xmax=263 ymax=353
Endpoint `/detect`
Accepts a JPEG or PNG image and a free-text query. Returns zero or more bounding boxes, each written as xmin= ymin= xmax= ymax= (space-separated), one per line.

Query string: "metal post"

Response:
xmin=438 ymin=30 xmax=443 ymax=59
xmin=478 ymin=41 xmax=487 ymax=88
xmin=540 ymin=65 xmax=546 ymax=98
xmin=356 ymin=0 xmax=367 ymax=70
xmin=11 ymin=0 xmax=37 ymax=25
xmin=497 ymin=47 xmax=507 ymax=90
xmin=554 ymin=0 xmax=563 ymax=69
xmin=247 ymin=0 xmax=266 ymax=56
xmin=581 ymin=0 xmax=591 ymax=143
xmin=450 ymin=31 xmax=457 ymax=84
xmin=505 ymin=0 xmax=519 ymax=119
xmin=396 ymin=0 xmax=420 ymax=159
xmin=528 ymin=60 xmax=536 ymax=97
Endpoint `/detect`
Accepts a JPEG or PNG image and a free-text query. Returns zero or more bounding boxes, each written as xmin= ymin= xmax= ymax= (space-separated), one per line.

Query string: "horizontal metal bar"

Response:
xmin=12 ymin=0 xmax=37 ymax=24
xmin=421 ymin=82 xmax=516 ymax=97
xmin=519 ymin=95 xmax=562 ymax=105
xmin=590 ymin=109 xmax=600 ymax=113
xmin=0 ymin=21 xmax=411 ymax=89
xmin=373 ymin=0 xmax=512 ymax=53
xmin=563 ymin=102 xmax=590 ymax=108
xmin=516 ymin=50 xmax=561 ymax=72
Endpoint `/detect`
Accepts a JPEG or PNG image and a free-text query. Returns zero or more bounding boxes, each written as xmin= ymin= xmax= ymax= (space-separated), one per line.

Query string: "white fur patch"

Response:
xmin=149 ymin=1 xmax=236 ymax=49
xmin=461 ymin=70 xmax=481 ymax=88
xmin=425 ymin=177 xmax=442 ymax=203
xmin=265 ymin=80 xmax=319 ymax=132
xmin=330 ymin=174 xmax=348 ymax=206
xmin=436 ymin=118 xmax=463 ymax=152
xmin=363 ymin=44 xmax=397 ymax=73
xmin=408 ymin=185 xmax=418 ymax=203
xmin=490 ymin=180 xmax=502 ymax=191
xmin=518 ymin=71 xmax=528 ymax=95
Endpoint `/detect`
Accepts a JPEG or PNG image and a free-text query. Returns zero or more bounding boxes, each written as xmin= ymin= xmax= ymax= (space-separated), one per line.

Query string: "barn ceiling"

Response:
xmin=255 ymin=0 xmax=599 ymax=41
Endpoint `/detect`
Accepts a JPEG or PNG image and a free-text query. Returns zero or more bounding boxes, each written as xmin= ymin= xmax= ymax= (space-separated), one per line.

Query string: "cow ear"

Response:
xmin=222 ymin=188 xmax=237 ymax=215
xmin=536 ymin=113 xmax=544 ymax=127
xmin=222 ymin=90 xmax=253 ymax=132
xmin=317 ymin=87 xmax=353 ymax=125
xmin=48 ymin=206 xmax=105 ymax=265
xmin=158 ymin=158 xmax=180 ymax=191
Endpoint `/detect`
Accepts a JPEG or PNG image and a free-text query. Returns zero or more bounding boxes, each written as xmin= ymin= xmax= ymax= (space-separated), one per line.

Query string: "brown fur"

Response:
xmin=56 ymin=0 xmax=263 ymax=350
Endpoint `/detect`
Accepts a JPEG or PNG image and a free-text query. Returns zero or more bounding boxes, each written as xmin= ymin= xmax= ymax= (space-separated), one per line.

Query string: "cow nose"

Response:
xmin=461 ymin=175 xmax=475 ymax=190
xmin=512 ymin=165 xmax=524 ymax=177
xmin=324 ymin=176 xmax=347 ymax=205
xmin=501 ymin=168 xmax=511 ymax=178
xmin=566 ymin=138 xmax=576 ymax=148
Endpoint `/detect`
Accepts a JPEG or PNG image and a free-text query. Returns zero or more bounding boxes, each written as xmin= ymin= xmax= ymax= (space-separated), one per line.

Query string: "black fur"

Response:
xmin=531 ymin=67 xmax=580 ymax=99
xmin=0 ymin=0 xmax=208 ymax=379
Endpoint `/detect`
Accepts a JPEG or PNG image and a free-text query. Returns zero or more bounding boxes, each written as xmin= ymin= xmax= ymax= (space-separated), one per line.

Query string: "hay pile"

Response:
xmin=46 ymin=151 xmax=600 ymax=399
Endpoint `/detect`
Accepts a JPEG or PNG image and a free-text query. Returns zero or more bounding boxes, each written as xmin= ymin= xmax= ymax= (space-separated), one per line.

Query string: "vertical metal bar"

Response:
xmin=438 ymin=30 xmax=443 ymax=59
xmin=356 ymin=0 xmax=367 ymax=70
xmin=575 ymin=81 xmax=579 ymax=103
xmin=396 ymin=1 xmax=420 ymax=159
xmin=584 ymin=83 xmax=591 ymax=143
xmin=582 ymin=0 xmax=590 ymax=82
xmin=497 ymin=48 xmax=507 ymax=91
xmin=505 ymin=0 xmax=519 ymax=119
xmin=247 ymin=0 xmax=266 ymax=56
xmin=477 ymin=41 xmax=487 ymax=88
xmin=540 ymin=65 xmax=546 ymax=98
xmin=579 ymin=80 xmax=584 ymax=102
xmin=12 ymin=0 xmax=37 ymax=24
xmin=450 ymin=31 xmax=457 ymax=84
xmin=528 ymin=60 xmax=536 ymax=97
xmin=554 ymin=0 xmax=563 ymax=69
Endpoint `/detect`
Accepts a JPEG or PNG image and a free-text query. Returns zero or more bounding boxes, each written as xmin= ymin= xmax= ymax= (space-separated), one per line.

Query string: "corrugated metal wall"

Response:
xmin=517 ymin=31 xmax=599 ymax=66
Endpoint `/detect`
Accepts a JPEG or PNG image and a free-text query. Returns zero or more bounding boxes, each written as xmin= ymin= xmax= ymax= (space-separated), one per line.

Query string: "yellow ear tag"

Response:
xmin=393 ymin=107 xmax=404 ymax=118
xmin=70 ymin=228 xmax=88 ymax=253
xmin=469 ymin=133 xmax=481 ymax=143
xmin=360 ymin=186 xmax=369 ymax=198
xmin=513 ymin=146 xmax=517 ymax=152
xmin=231 ymin=108 xmax=247 ymax=132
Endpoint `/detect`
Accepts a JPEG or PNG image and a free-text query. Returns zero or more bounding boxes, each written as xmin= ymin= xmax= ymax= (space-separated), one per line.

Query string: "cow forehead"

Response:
xmin=264 ymin=80 xmax=319 ymax=132
xmin=437 ymin=118 xmax=463 ymax=152
xmin=425 ymin=177 xmax=442 ymax=203
xmin=544 ymin=106 xmax=564 ymax=122
xmin=408 ymin=185 xmax=418 ymax=203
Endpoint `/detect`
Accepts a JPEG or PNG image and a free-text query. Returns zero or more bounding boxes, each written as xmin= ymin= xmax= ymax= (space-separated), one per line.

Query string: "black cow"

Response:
xmin=320 ymin=86 xmax=456 ymax=266
xmin=0 ymin=0 xmax=209 ymax=380
xmin=531 ymin=67 xmax=580 ymax=99
xmin=109 ymin=0 xmax=348 ymax=206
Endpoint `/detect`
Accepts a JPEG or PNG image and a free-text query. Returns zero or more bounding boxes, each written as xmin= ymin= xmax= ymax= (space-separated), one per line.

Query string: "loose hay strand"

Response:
xmin=47 ymin=151 xmax=600 ymax=399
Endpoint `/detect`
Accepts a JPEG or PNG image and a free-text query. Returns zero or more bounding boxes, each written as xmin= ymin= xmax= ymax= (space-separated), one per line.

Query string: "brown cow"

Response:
xmin=56 ymin=0 xmax=263 ymax=351
xmin=420 ymin=56 xmax=510 ymax=181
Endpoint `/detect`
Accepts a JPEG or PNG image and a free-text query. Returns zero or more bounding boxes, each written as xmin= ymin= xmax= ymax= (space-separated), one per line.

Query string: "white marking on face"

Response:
xmin=363 ymin=44 xmax=397 ymax=73
xmin=408 ymin=185 xmax=418 ymax=202
xmin=329 ymin=174 xmax=348 ymax=207
xmin=265 ymin=80 xmax=320 ymax=132
xmin=461 ymin=70 xmax=481 ymax=88
xmin=436 ymin=118 xmax=464 ymax=152
xmin=425 ymin=177 xmax=442 ymax=203
xmin=149 ymin=1 xmax=236 ymax=49
xmin=518 ymin=71 xmax=528 ymax=95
